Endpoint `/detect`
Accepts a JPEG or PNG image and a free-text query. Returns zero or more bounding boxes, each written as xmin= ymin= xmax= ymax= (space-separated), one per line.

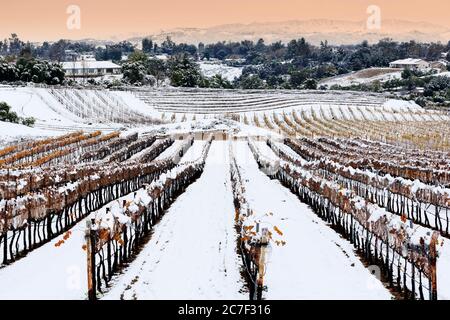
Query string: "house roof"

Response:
xmin=61 ymin=60 xmax=121 ymax=70
xmin=390 ymin=58 xmax=427 ymax=65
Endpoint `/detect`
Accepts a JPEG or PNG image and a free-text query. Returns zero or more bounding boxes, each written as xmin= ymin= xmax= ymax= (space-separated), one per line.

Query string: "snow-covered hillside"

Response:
xmin=319 ymin=68 xmax=402 ymax=88
xmin=0 ymin=121 xmax=59 ymax=146
xmin=199 ymin=61 xmax=243 ymax=82
xmin=1 ymin=86 xmax=447 ymax=143
xmin=0 ymin=86 xmax=161 ymax=133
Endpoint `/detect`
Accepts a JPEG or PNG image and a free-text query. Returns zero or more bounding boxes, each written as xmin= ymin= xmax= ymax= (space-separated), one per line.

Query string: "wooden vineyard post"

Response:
xmin=2 ymin=232 xmax=7 ymax=265
xmin=430 ymin=231 xmax=439 ymax=300
xmin=256 ymin=226 xmax=269 ymax=300
xmin=85 ymin=219 xmax=96 ymax=301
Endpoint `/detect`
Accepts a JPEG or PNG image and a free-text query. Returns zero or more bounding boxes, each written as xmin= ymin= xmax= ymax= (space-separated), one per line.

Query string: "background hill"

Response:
xmin=129 ymin=19 xmax=450 ymax=45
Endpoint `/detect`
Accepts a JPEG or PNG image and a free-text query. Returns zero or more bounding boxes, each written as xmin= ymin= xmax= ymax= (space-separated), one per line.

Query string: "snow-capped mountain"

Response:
xmin=132 ymin=19 xmax=450 ymax=45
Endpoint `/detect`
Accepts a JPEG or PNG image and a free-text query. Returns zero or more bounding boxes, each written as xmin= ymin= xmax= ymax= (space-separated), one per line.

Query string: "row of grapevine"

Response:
xmin=0 ymin=158 xmax=176 ymax=265
xmin=248 ymin=138 xmax=443 ymax=300
xmin=229 ymin=142 xmax=285 ymax=300
xmin=0 ymin=131 xmax=188 ymax=265
xmin=267 ymin=139 xmax=450 ymax=236
xmin=285 ymin=138 xmax=450 ymax=186
xmin=49 ymin=88 xmax=158 ymax=125
xmin=85 ymin=138 xmax=213 ymax=299
xmin=245 ymin=104 xmax=449 ymax=151
xmin=0 ymin=131 xmax=87 ymax=167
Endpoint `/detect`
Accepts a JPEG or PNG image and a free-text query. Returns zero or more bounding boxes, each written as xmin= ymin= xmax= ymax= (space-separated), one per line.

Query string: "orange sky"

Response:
xmin=1 ymin=0 xmax=449 ymax=42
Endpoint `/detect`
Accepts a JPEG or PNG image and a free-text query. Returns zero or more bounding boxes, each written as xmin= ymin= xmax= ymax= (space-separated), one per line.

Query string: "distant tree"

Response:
xmin=128 ymin=50 xmax=148 ymax=63
xmin=142 ymin=38 xmax=153 ymax=53
xmin=208 ymin=74 xmax=233 ymax=89
xmin=198 ymin=42 xmax=205 ymax=55
xmin=216 ymin=49 xmax=228 ymax=60
xmin=96 ymin=41 xmax=134 ymax=61
xmin=371 ymin=80 xmax=382 ymax=92
xmin=49 ymin=40 xmax=67 ymax=61
xmin=122 ymin=61 xmax=147 ymax=84
xmin=173 ymin=43 xmax=197 ymax=56
xmin=267 ymin=41 xmax=286 ymax=60
xmin=167 ymin=54 xmax=203 ymax=87
xmin=255 ymin=38 xmax=266 ymax=53
xmin=415 ymin=97 xmax=427 ymax=107
xmin=147 ymin=59 xmax=167 ymax=85
xmin=21 ymin=117 xmax=36 ymax=127
xmin=106 ymin=46 xmax=122 ymax=61
xmin=303 ymin=78 xmax=318 ymax=90
xmin=16 ymin=57 xmax=64 ymax=84
xmin=286 ymin=38 xmax=311 ymax=59
xmin=0 ymin=61 xmax=19 ymax=81
xmin=161 ymin=37 xmax=176 ymax=55
xmin=425 ymin=76 xmax=450 ymax=95
xmin=0 ymin=102 xmax=35 ymax=126
xmin=289 ymin=69 xmax=309 ymax=88
xmin=0 ymin=102 xmax=19 ymax=123
xmin=19 ymin=45 xmax=33 ymax=60
xmin=318 ymin=41 xmax=333 ymax=63
xmin=401 ymin=69 xmax=413 ymax=79
xmin=425 ymin=42 xmax=446 ymax=60
xmin=239 ymin=74 xmax=265 ymax=89
xmin=8 ymin=33 xmax=24 ymax=55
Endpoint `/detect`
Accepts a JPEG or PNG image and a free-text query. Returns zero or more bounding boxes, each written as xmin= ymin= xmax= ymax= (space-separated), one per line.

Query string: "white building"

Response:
xmin=389 ymin=58 xmax=430 ymax=71
xmin=62 ymin=60 xmax=121 ymax=78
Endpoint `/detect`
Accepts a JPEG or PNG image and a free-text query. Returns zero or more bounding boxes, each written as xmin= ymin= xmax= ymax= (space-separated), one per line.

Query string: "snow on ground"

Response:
xmin=0 ymin=121 xmax=58 ymax=145
xmin=438 ymin=241 xmax=450 ymax=300
xmin=438 ymin=71 xmax=450 ymax=78
xmin=112 ymin=90 xmax=161 ymax=118
xmin=103 ymin=141 xmax=247 ymax=299
xmin=161 ymin=119 xmax=230 ymax=135
xmin=0 ymin=215 xmax=90 ymax=299
xmin=179 ymin=140 xmax=207 ymax=163
xmin=382 ymin=99 xmax=422 ymax=113
xmin=272 ymin=141 xmax=306 ymax=163
xmin=0 ymin=86 xmax=159 ymax=131
xmin=154 ymin=140 xmax=184 ymax=161
xmin=232 ymin=141 xmax=393 ymax=299
xmin=320 ymin=68 xmax=402 ymax=88
xmin=0 ymin=87 xmax=80 ymax=125
xmin=234 ymin=121 xmax=282 ymax=139
xmin=199 ymin=61 xmax=243 ymax=82
xmin=127 ymin=118 xmax=280 ymax=141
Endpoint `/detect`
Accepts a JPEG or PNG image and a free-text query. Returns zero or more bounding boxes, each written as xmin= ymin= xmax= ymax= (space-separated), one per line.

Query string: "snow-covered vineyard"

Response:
xmin=0 ymin=85 xmax=449 ymax=300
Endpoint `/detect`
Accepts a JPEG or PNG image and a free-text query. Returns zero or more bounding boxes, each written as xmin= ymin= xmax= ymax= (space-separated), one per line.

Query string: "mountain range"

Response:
xmin=127 ymin=19 xmax=450 ymax=45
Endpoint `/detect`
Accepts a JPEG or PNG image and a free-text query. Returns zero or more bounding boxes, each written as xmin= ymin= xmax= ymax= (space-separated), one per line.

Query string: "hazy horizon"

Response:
xmin=1 ymin=0 xmax=449 ymax=42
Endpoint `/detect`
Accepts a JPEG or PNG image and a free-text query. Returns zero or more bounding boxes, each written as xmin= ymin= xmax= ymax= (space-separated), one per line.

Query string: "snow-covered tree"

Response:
xmin=167 ymin=54 xmax=203 ymax=87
